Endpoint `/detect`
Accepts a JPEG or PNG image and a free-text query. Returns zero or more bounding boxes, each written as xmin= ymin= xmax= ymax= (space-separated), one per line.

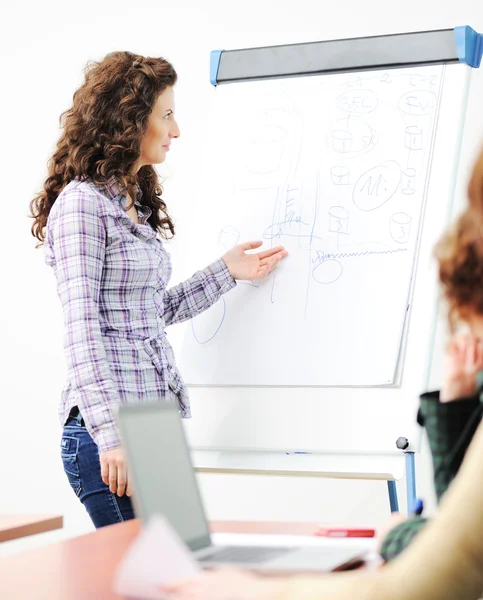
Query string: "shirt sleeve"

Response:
xmin=380 ymin=390 xmax=481 ymax=562
xmin=163 ymin=258 xmax=236 ymax=326
xmin=419 ymin=390 xmax=481 ymax=500
xmin=380 ymin=518 xmax=427 ymax=562
xmin=50 ymin=186 xmax=121 ymax=452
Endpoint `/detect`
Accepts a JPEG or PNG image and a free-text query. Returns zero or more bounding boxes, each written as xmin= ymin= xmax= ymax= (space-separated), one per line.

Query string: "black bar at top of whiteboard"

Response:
xmin=212 ymin=28 xmax=480 ymax=85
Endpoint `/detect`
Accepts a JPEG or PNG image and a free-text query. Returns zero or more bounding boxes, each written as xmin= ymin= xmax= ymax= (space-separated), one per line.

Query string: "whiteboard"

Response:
xmin=168 ymin=63 xmax=471 ymax=458
xmin=180 ymin=66 xmax=445 ymax=387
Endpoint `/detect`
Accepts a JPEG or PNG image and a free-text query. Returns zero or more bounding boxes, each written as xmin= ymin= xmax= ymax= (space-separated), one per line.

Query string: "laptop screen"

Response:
xmin=118 ymin=403 xmax=212 ymax=552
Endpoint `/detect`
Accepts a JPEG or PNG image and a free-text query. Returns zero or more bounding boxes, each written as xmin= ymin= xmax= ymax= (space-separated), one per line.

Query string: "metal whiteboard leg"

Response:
xmin=405 ymin=451 xmax=416 ymax=514
xmin=387 ymin=480 xmax=399 ymax=513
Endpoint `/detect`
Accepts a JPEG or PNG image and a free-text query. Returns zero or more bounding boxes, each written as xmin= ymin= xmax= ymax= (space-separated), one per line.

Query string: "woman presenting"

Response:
xmin=30 ymin=51 xmax=287 ymax=528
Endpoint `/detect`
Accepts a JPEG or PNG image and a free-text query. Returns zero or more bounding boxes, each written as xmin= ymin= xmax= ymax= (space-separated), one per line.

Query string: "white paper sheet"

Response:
xmin=114 ymin=516 xmax=201 ymax=600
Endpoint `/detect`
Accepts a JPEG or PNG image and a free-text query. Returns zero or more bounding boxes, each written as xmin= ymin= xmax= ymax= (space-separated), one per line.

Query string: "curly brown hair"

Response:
xmin=30 ymin=51 xmax=177 ymax=243
xmin=436 ymin=148 xmax=483 ymax=328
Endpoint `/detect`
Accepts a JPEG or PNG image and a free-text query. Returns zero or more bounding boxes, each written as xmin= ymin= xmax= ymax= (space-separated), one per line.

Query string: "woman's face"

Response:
xmin=137 ymin=86 xmax=180 ymax=169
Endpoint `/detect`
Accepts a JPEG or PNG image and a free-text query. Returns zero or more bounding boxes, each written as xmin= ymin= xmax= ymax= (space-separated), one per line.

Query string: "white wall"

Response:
xmin=1 ymin=0 xmax=483 ymax=554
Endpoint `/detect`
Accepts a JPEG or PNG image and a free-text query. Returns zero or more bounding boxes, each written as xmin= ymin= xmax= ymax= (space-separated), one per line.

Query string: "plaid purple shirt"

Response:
xmin=44 ymin=177 xmax=236 ymax=452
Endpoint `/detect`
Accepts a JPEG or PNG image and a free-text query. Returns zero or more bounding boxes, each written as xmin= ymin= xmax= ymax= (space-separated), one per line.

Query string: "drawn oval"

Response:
xmin=353 ymin=161 xmax=401 ymax=212
xmin=313 ymin=259 xmax=343 ymax=284
xmin=336 ymin=90 xmax=378 ymax=114
xmin=191 ymin=297 xmax=226 ymax=344
xmin=398 ymin=90 xmax=436 ymax=116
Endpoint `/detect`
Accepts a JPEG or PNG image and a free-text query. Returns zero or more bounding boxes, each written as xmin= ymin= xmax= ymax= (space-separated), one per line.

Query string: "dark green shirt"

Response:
xmin=380 ymin=390 xmax=482 ymax=562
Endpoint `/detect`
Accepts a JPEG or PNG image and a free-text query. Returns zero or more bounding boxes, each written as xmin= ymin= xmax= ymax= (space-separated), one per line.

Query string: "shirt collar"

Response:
xmin=102 ymin=175 xmax=141 ymax=204
xmin=95 ymin=176 xmax=152 ymax=222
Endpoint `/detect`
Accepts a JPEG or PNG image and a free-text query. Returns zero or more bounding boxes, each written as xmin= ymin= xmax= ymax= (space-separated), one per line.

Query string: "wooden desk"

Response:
xmin=0 ymin=520 xmax=319 ymax=599
xmin=0 ymin=514 xmax=63 ymax=543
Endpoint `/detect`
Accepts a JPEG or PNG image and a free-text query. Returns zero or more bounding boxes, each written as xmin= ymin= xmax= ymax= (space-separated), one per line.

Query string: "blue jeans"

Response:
xmin=61 ymin=411 xmax=135 ymax=528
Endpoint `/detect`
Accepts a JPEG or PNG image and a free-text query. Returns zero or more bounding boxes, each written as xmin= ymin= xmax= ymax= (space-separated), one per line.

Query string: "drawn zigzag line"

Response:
xmin=323 ymin=248 xmax=408 ymax=260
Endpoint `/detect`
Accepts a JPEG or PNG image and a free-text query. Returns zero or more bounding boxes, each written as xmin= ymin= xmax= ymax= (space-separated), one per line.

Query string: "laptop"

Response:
xmin=117 ymin=402 xmax=369 ymax=572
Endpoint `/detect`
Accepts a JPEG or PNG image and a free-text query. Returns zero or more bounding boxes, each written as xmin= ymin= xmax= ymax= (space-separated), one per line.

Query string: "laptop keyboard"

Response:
xmin=199 ymin=545 xmax=293 ymax=564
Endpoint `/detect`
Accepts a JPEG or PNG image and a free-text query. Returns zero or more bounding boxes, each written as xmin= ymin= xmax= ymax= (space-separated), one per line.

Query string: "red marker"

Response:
xmin=315 ymin=527 xmax=375 ymax=538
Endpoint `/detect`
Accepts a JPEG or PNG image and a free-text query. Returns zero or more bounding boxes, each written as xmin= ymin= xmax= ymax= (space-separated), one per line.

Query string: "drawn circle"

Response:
xmin=328 ymin=206 xmax=349 ymax=220
xmin=191 ymin=297 xmax=226 ymax=344
xmin=313 ymin=259 xmax=343 ymax=284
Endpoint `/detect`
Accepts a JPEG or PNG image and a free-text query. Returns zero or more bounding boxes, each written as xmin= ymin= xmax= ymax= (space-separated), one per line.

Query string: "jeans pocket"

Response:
xmin=61 ymin=434 xmax=82 ymax=497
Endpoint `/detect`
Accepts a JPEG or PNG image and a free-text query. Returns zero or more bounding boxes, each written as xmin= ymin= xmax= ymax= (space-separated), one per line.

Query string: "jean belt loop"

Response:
xmin=75 ymin=410 xmax=85 ymax=427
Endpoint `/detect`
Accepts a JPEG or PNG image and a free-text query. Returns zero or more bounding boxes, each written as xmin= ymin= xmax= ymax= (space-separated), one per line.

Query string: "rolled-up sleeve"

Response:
xmin=50 ymin=187 xmax=121 ymax=452
xmin=163 ymin=258 xmax=236 ymax=326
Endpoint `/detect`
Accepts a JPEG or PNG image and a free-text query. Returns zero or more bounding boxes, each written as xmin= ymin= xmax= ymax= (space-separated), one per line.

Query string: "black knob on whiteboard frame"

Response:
xmin=396 ymin=436 xmax=409 ymax=450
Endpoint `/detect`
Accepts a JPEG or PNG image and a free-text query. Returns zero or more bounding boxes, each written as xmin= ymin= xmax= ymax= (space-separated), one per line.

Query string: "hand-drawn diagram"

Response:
xmin=312 ymin=258 xmax=343 ymax=284
xmin=402 ymin=168 xmax=416 ymax=195
xmin=328 ymin=206 xmax=350 ymax=234
xmin=398 ymin=90 xmax=436 ymax=116
xmin=390 ymin=213 xmax=412 ymax=244
xmin=331 ymin=129 xmax=353 ymax=153
xmin=352 ymin=161 xmax=401 ymax=211
xmin=405 ymin=126 xmax=423 ymax=150
xmin=329 ymin=117 xmax=378 ymax=157
xmin=336 ymin=89 xmax=378 ymax=115
xmin=191 ymin=296 xmax=226 ymax=345
xmin=187 ymin=66 xmax=443 ymax=366
xmin=330 ymin=166 xmax=350 ymax=185
xmin=191 ymin=226 xmax=238 ymax=344
xmin=398 ymin=89 xmax=437 ymax=194
xmin=217 ymin=226 xmax=240 ymax=251
xmin=262 ymin=183 xmax=315 ymax=245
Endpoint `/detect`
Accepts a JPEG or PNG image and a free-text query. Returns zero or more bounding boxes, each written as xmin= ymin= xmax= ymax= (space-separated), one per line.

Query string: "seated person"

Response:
xmin=380 ymin=332 xmax=483 ymax=561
